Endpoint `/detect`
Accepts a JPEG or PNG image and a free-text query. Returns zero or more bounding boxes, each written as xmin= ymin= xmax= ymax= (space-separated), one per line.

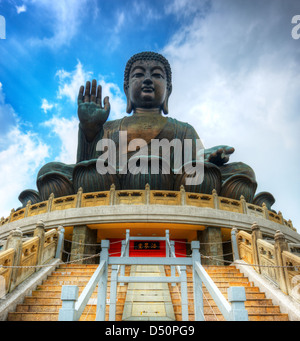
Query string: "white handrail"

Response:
xmin=194 ymin=261 xmax=232 ymax=319
xmin=166 ymin=238 xmax=181 ymax=275
xmin=193 ymin=261 xmax=248 ymax=321
xmin=74 ymin=260 xmax=106 ymax=319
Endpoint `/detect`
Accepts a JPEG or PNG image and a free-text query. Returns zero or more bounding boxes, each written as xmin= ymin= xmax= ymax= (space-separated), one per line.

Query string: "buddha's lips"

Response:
xmin=142 ymin=86 xmax=154 ymax=92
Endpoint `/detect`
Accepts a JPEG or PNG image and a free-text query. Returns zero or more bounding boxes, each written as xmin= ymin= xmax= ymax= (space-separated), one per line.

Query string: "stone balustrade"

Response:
xmin=235 ymin=224 xmax=300 ymax=303
xmin=1 ymin=185 xmax=296 ymax=232
xmin=0 ymin=222 xmax=62 ymax=297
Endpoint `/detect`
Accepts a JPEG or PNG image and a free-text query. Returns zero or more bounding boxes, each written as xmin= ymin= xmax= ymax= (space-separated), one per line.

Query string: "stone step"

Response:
xmin=58 ymin=264 xmax=98 ymax=268
xmin=51 ymin=270 xmax=98 ymax=276
xmin=35 ymin=283 xmax=128 ymax=291
xmin=7 ymin=312 xmax=126 ymax=321
xmin=23 ymin=296 xmax=128 ymax=306
xmin=15 ymin=303 xmax=125 ymax=314
xmin=6 ymin=263 xmax=290 ymax=322
xmin=51 ymin=270 xmax=130 ymax=276
xmin=169 ymin=286 xmax=260 ymax=293
xmin=169 ymin=289 xmax=266 ymax=300
xmin=30 ymin=289 xmax=128 ymax=299
xmin=173 ymin=313 xmax=289 ymax=322
xmin=172 ymin=303 xmax=281 ymax=314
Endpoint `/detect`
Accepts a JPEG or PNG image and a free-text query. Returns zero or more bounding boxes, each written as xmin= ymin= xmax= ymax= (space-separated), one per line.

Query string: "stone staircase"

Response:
xmin=166 ymin=265 xmax=289 ymax=321
xmin=7 ymin=263 xmax=289 ymax=321
xmin=7 ymin=264 xmax=130 ymax=321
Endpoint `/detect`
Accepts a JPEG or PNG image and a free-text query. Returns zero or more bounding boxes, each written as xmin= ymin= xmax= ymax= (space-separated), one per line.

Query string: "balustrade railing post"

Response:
xmin=145 ymin=183 xmax=150 ymax=204
xmin=125 ymin=229 xmax=130 ymax=257
xmin=251 ymin=222 xmax=262 ymax=273
xmin=231 ymin=228 xmax=240 ymax=261
xmin=274 ymin=230 xmax=289 ymax=294
xmin=180 ymin=185 xmax=186 ymax=205
xmin=120 ymin=240 xmax=126 ymax=286
xmin=96 ymin=239 xmax=109 ymax=321
xmin=180 ymin=266 xmax=189 ymax=321
xmin=48 ymin=193 xmax=54 ymax=212
xmin=165 ymin=230 xmax=170 ymax=258
xmin=33 ymin=220 xmax=45 ymax=270
xmin=227 ymin=286 xmax=248 ymax=321
xmin=55 ymin=226 xmax=65 ymax=259
xmin=170 ymin=241 xmax=176 ymax=286
xmin=262 ymin=203 xmax=268 ymax=220
xmin=191 ymin=241 xmax=204 ymax=321
xmin=109 ymin=265 xmax=118 ymax=321
xmin=59 ymin=285 xmax=79 ymax=321
xmin=24 ymin=200 xmax=31 ymax=218
xmin=6 ymin=228 xmax=23 ymax=292
xmin=240 ymin=195 xmax=248 ymax=214
xmin=212 ymin=189 xmax=219 ymax=209
xmin=76 ymin=187 xmax=83 ymax=208
xmin=109 ymin=184 xmax=116 ymax=205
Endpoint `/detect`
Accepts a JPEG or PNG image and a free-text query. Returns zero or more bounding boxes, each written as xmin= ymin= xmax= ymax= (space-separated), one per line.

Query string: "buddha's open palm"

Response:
xmin=78 ymin=79 xmax=110 ymax=141
xmin=204 ymin=145 xmax=235 ymax=166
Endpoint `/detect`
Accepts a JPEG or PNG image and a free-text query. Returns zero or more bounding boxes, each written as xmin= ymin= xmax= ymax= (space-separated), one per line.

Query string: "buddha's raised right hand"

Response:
xmin=78 ymin=79 xmax=110 ymax=142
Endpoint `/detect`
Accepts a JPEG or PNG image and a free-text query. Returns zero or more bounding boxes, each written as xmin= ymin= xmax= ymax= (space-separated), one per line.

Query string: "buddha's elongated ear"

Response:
xmin=124 ymin=85 xmax=133 ymax=114
xmin=126 ymin=97 xmax=133 ymax=114
xmin=162 ymin=85 xmax=172 ymax=115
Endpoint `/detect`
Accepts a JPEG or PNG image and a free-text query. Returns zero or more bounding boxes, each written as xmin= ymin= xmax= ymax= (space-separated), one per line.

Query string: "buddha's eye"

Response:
xmin=132 ymin=72 xmax=144 ymax=78
xmin=152 ymin=73 xmax=164 ymax=79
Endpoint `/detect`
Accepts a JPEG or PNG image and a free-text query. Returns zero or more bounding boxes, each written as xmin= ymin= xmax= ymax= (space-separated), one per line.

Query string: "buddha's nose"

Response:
xmin=143 ymin=74 xmax=153 ymax=85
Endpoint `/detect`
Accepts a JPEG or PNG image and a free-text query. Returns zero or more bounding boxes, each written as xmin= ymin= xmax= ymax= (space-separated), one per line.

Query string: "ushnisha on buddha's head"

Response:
xmin=123 ymin=52 xmax=172 ymax=115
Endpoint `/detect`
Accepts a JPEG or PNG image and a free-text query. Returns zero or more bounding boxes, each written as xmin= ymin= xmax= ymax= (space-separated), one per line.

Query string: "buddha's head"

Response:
xmin=124 ymin=52 xmax=172 ymax=115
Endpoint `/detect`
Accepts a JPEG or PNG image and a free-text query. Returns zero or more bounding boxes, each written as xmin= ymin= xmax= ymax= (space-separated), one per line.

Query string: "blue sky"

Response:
xmin=0 ymin=0 xmax=300 ymax=234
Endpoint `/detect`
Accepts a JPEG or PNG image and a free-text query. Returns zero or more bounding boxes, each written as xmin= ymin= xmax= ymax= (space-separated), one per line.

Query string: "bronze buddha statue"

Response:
xmin=18 ymin=52 xmax=275 ymax=209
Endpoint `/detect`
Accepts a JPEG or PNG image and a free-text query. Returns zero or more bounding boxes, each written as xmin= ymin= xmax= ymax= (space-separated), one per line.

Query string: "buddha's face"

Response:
xmin=128 ymin=60 xmax=168 ymax=111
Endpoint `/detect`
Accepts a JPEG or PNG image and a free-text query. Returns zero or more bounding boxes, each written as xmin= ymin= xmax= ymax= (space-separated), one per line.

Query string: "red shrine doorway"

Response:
xmin=108 ymin=239 xmax=186 ymax=257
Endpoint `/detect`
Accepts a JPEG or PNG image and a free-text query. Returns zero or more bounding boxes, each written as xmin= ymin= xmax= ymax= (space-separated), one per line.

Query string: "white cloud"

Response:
xmin=114 ymin=11 xmax=125 ymax=34
xmin=25 ymin=0 xmax=90 ymax=48
xmin=56 ymin=60 xmax=92 ymax=103
xmin=0 ymin=126 xmax=49 ymax=217
xmin=16 ymin=5 xmax=27 ymax=14
xmin=97 ymin=77 xmax=126 ymax=121
xmin=162 ymin=0 xmax=300 ymax=232
xmin=43 ymin=115 xmax=78 ymax=165
xmin=50 ymin=61 xmax=126 ymax=165
xmin=55 ymin=60 xmax=126 ymax=118
xmin=0 ymin=83 xmax=49 ymax=218
xmin=41 ymin=98 xmax=54 ymax=113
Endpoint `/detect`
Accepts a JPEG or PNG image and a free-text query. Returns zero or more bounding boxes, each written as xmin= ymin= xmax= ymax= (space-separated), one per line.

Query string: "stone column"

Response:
xmin=109 ymin=184 xmax=116 ymax=205
xmin=33 ymin=220 xmax=45 ymax=271
xmin=198 ymin=226 xmax=223 ymax=265
xmin=5 ymin=228 xmax=23 ymax=292
xmin=180 ymin=185 xmax=186 ymax=205
xmin=274 ymin=230 xmax=289 ymax=294
xmin=145 ymin=183 xmax=150 ymax=204
xmin=251 ymin=222 xmax=262 ymax=273
xmin=70 ymin=225 xmax=98 ymax=264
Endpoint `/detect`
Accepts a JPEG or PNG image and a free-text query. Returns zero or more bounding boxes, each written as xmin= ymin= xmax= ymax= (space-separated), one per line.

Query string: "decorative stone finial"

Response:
xmin=9 ymin=227 xmax=23 ymax=238
xmin=274 ymin=230 xmax=285 ymax=241
xmin=36 ymin=220 xmax=45 ymax=228
xmin=57 ymin=225 xmax=64 ymax=232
